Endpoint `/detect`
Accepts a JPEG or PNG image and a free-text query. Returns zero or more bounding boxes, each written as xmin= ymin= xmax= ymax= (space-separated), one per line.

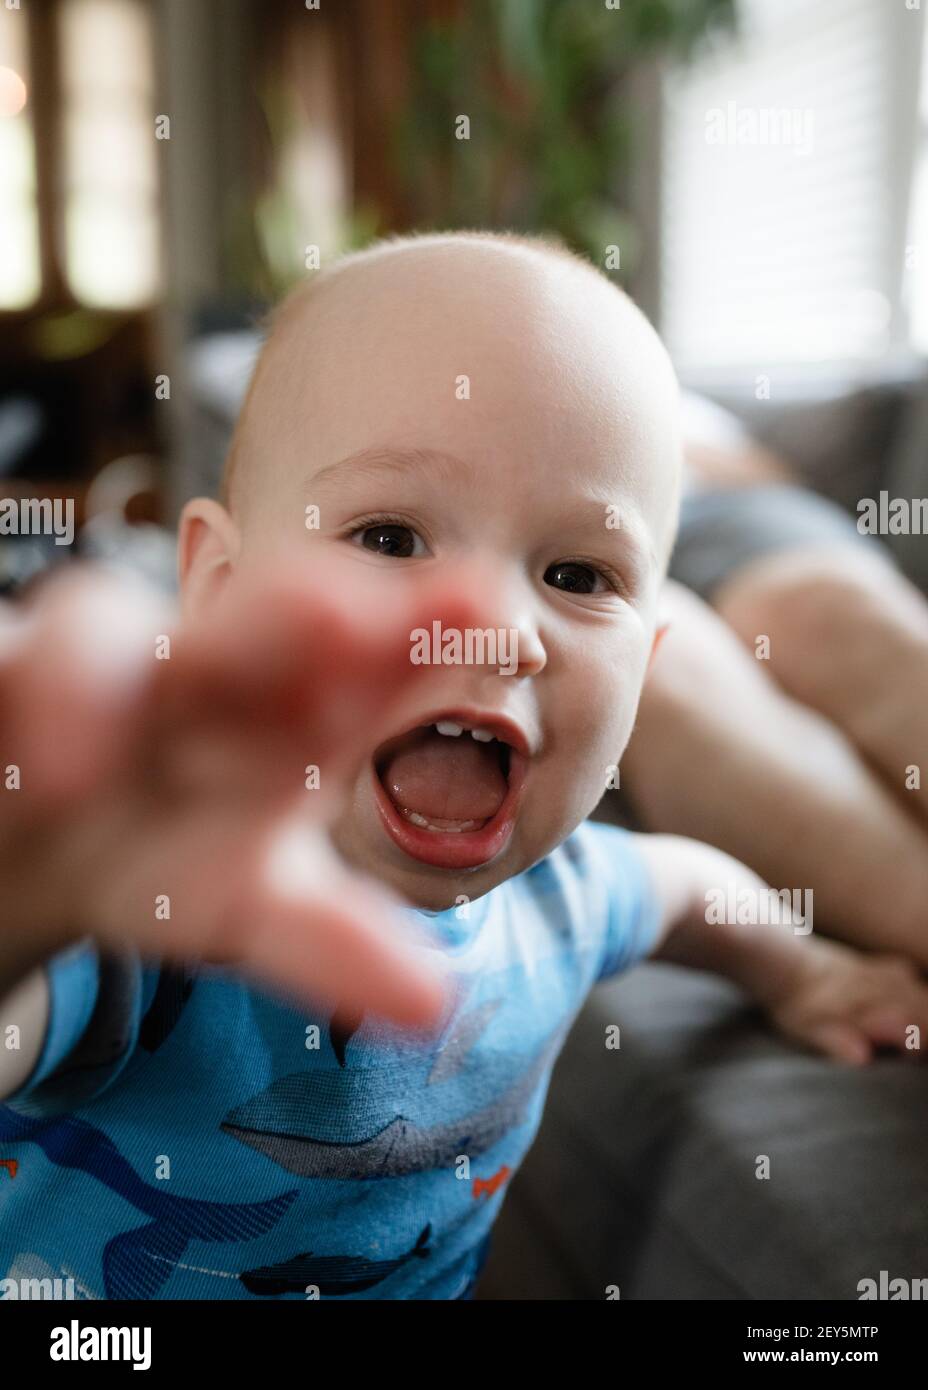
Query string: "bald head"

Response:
xmin=223 ymin=231 xmax=680 ymax=567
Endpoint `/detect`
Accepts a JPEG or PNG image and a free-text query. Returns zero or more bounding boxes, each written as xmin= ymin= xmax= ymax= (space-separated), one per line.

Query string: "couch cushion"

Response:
xmin=478 ymin=964 xmax=928 ymax=1299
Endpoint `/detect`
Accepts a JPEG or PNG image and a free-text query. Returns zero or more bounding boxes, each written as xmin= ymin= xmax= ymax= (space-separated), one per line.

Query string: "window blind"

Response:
xmin=660 ymin=0 xmax=920 ymax=371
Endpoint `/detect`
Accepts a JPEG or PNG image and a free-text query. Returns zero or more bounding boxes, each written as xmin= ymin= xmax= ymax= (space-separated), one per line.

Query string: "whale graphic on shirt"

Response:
xmin=239 ymin=1224 xmax=431 ymax=1296
xmin=0 ymin=1107 xmax=297 ymax=1299
xmin=219 ymin=1022 xmax=564 ymax=1180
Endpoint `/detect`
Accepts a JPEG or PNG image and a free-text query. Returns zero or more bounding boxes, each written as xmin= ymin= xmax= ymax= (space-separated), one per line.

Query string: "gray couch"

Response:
xmin=476 ymin=960 xmax=928 ymax=1300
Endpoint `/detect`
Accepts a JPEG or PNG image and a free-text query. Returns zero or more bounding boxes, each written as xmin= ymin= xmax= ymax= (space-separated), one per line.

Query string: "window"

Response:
xmin=0 ymin=4 xmax=40 ymax=308
xmin=60 ymin=0 xmax=159 ymax=308
xmin=903 ymin=11 xmax=928 ymax=354
xmin=0 ymin=0 xmax=160 ymax=314
xmin=660 ymin=0 xmax=923 ymax=373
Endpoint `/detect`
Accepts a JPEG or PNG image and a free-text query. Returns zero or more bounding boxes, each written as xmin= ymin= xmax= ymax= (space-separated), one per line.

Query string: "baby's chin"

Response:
xmin=331 ymin=817 xmax=525 ymax=913
xmin=330 ymin=788 xmax=597 ymax=915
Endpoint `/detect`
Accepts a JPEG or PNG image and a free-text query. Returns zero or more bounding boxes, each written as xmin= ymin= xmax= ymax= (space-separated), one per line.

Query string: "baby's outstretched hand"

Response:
xmin=0 ymin=554 xmax=485 ymax=1031
xmin=766 ymin=937 xmax=928 ymax=1065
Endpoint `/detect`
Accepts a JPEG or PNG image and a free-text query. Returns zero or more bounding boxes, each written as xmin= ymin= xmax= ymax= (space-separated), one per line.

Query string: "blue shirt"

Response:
xmin=0 ymin=821 xmax=661 ymax=1300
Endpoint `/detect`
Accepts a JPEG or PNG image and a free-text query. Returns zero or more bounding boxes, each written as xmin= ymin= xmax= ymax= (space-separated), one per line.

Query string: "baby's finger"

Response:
xmin=87 ymin=806 xmax=453 ymax=1032
xmin=0 ymin=568 xmax=169 ymax=811
xmin=802 ymin=1021 xmax=872 ymax=1066
xmin=243 ymin=877 xmax=452 ymax=1032
xmin=156 ymin=554 xmax=498 ymax=801
xmin=178 ymin=552 xmax=491 ymax=715
xmin=858 ymin=1007 xmax=926 ymax=1058
xmin=245 ymin=819 xmax=452 ymax=1028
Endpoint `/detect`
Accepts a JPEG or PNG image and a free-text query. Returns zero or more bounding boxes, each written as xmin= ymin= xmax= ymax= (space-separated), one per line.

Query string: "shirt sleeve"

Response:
xmin=3 ymin=939 xmax=144 ymax=1117
xmin=577 ymin=822 xmax=664 ymax=981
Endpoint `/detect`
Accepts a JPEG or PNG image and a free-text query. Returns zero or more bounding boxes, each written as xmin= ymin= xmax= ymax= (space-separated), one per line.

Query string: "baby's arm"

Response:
xmin=634 ymin=833 xmax=928 ymax=1065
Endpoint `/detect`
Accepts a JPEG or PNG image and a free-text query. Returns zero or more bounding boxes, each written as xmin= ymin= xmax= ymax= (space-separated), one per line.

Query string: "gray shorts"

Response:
xmin=592 ymin=482 xmax=880 ymax=834
xmin=669 ymin=484 xmax=878 ymax=602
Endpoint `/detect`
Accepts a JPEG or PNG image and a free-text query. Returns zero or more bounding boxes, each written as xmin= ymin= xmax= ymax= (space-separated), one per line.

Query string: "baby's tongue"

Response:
xmin=381 ymin=728 xmax=507 ymax=824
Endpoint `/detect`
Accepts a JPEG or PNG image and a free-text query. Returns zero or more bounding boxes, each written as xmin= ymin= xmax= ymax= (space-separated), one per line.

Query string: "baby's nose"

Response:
xmin=430 ymin=558 xmax=547 ymax=678
xmin=475 ymin=585 xmax=546 ymax=679
xmin=494 ymin=611 xmax=545 ymax=678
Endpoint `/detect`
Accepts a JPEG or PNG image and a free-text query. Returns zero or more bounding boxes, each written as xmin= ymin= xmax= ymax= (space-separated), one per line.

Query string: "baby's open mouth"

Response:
xmin=371 ymin=711 xmax=528 ymax=870
xmin=377 ymin=721 xmax=512 ymax=833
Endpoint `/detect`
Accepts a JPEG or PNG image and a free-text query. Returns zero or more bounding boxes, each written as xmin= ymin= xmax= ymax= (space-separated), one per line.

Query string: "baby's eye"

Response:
xmin=350 ymin=521 xmax=427 ymax=558
xmin=544 ymin=561 xmax=607 ymax=595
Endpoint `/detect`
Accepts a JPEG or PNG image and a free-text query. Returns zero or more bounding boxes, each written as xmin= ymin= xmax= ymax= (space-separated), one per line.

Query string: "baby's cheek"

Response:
xmin=549 ymin=713 xmax=629 ymax=819
xmin=574 ymin=664 xmax=648 ymax=791
xmin=590 ymin=637 xmax=647 ymax=731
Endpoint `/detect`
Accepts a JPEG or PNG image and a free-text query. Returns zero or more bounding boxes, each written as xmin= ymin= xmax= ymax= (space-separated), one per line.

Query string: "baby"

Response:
xmin=2 ymin=232 xmax=927 ymax=1302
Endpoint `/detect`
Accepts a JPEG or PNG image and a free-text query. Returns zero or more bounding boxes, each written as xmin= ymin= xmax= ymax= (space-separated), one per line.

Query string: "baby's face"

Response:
xmin=225 ymin=240 xmax=679 ymax=910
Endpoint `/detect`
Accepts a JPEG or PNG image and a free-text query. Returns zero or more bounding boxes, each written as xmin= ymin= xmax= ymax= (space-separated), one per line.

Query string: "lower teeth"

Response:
xmin=402 ymin=808 xmax=483 ymax=833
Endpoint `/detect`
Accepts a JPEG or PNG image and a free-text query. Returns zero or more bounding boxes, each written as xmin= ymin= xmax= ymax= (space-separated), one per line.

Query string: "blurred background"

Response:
xmin=2 ymin=0 xmax=928 ymax=593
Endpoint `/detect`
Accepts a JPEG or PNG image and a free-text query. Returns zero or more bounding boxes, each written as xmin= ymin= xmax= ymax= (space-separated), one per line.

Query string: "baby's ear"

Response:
xmin=178 ymin=498 xmax=240 ymax=618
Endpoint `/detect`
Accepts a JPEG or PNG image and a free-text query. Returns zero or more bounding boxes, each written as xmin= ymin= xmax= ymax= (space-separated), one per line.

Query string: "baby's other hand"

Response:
xmin=767 ymin=938 xmax=928 ymax=1065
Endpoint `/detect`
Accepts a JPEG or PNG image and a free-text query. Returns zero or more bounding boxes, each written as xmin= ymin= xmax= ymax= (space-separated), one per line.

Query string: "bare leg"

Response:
xmin=623 ymin=581 xmax=928 ymax=966
xmin=713 ymin=547 xmax=928 ymax=829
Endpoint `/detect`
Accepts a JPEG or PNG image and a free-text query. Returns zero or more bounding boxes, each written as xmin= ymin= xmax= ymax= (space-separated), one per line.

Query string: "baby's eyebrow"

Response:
xmin=556 ymin=495 xmax=657 ymax=572
xmin=310 ymin=446 xmax=659 ymax=570
xmin=310 ymin=447 xmax=469 ymax=491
